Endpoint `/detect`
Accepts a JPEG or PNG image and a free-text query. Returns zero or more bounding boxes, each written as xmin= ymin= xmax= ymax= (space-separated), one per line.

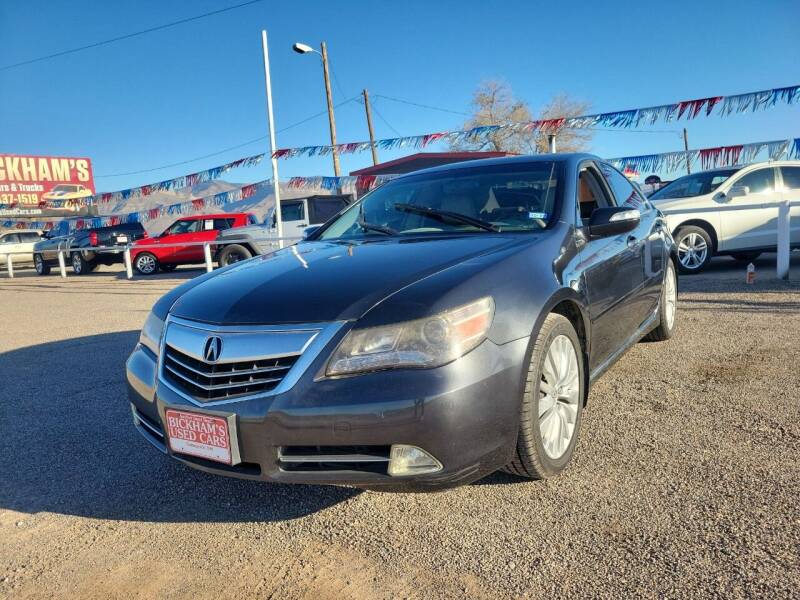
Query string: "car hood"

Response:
xmin=169 ymin=235 xmax=529 ymax=325
xmin=651 ymin=193 xmax=714 ymax=213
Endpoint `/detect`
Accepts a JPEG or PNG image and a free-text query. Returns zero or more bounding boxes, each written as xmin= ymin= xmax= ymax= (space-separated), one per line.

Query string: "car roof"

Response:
xmin=686 ymin=159 xmax=800 ymax=176
xmin=178 ymin=213 xmax=249 ymax=220
xmin=401 ymin=153 xmax=600 ymax=177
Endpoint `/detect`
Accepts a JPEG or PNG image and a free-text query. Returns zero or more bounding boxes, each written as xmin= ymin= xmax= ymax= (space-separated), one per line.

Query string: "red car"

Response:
xmin=131 ymin=213 xmax=256 ymax=274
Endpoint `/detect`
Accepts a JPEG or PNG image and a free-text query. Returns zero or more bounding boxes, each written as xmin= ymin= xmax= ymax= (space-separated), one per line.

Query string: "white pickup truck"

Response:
xmin=650 ymin=160 xmax=800 ymax=273
xmin=215 ymin=194 xmax=351 ymax=266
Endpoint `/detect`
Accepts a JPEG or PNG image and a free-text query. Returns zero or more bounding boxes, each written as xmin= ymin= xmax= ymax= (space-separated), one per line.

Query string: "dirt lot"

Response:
xmin=1 ymin=254 xmax=799 ymax=599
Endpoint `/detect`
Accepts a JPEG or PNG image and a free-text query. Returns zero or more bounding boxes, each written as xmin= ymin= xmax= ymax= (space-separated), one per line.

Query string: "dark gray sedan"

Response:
xmin=127 ymin=154 xmax=678 ymax=491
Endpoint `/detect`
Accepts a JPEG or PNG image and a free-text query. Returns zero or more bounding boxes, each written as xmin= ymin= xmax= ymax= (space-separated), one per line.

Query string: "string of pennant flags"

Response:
xmin=608 ymin=136 xmax=800 ymax=173
xmin=271 ymin=84 xmax=800 ymax=159
xmin=0 ymin=174 xmax=397 ymax=233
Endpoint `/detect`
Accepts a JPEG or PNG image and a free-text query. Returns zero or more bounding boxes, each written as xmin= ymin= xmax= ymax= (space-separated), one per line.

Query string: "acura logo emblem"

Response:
xmin=203 ymin=336 xmax=223 ymax=363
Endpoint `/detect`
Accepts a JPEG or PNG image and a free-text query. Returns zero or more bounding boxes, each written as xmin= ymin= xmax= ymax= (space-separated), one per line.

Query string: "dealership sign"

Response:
xmin=0 ymin=154 xmax=98 ymax=217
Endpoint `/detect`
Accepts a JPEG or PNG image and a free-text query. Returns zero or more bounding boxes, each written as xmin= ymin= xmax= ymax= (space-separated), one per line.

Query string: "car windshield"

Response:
xmin=650 ymin=168 xmax=740 ymax=200
xmin=317 ymin=162 xmax=560 ymax=240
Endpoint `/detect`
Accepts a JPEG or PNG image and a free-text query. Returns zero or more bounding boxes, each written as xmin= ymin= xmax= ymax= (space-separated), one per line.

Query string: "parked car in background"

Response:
xmin=130 ymin=213 xmax=255 ymax=274
xmin=0 ymin=229 xmax=41 ymax=266
xmin=649 ymin=160 xmax=800 ymax=273
xmin=127 ymin=154 xmax=678 ymax=492
xmin=215 ymin=195 xmax=351 ymax=266
xmin=33 ymin=223 xmax=147 ymax=275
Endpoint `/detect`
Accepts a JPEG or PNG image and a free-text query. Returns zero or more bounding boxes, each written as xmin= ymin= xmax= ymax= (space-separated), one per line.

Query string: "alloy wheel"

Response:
xmin=538 ymin=334 xmax=580 ymax=459
xmin=35 ymin=255 xmax=43 ymax=274
xmin=136 ymin=254 xmax=156 ymax=274
xmin=72 ymin=253 xmax=82 ymax=274
xmin=678 ymin=232 xmax=708 ymax=270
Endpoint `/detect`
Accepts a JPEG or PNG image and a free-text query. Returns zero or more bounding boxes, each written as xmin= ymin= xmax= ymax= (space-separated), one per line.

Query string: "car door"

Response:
xmin=158 ymin=218 xmax=203 ymax=263
xmin=717 ymin=167 xmax=779 ymax=251
xmin=778 ymin=166 xmax=800 ymax=244
xmin=278 ymin=201 xmax=310 ymax=238
xmin=0 ymin=233 xmax=20 ymax=263
xmin=575 ymin=162 xmax=650 ymax=372
xmin=19 ymin=232 xmax=40 ymax=262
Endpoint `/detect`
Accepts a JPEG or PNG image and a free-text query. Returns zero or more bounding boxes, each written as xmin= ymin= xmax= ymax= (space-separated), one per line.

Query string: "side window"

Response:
xmin=733 ymin=169 xmax=775 ymax=194
xmin=166 ymin=219 xmax=201 ymax=235
xmin=247 ymin=214 xmax=258 ymax=226
xmin=3 ymin=233 xmax=20 ymax=243
xmin=577 ymin=165 xmax=613 ymax=225
xmin=599 ymin=163 xmax=643 ymax=208
xmin=313 ymin=201 xmax=346 ymax=223
xmin=22 ymin=232 xmax=40 ymax=242
xmin=213 ymin=218 xmax=235 ymax=230
xmin=780 ymin=167 xmax=800 ymax=190
xmin=281 ymin=202 xmax=305 ymax=222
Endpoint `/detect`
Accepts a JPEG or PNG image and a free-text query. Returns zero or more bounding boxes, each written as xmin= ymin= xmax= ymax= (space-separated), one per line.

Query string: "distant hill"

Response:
xmin=99 ymin=180 xmax=333 ymax=235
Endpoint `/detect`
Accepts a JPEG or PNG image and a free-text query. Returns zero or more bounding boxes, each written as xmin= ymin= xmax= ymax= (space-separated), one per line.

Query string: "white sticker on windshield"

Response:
xmin=528 ymin=211 xmax=548 ymax=220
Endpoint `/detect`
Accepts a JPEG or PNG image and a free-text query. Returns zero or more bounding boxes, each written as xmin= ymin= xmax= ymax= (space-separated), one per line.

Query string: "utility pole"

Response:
xmin=683 ymin=128 xmax=691 ymax=175
xmin=320 ymin=42 xmax=341 ymax=176
xmin=261 ymin=30 xmax=283 ymax=247
xmin=362 ymin=89 xmax=379 ymax=166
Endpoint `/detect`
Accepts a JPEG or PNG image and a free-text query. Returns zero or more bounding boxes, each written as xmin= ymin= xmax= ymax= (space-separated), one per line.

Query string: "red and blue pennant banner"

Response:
xmin=608 ymin=137 xmax=800 ymax=174
xmin=0 ymin=174 xmax=396 ymax=233
xmin=272 ymin=84 xmax=800 ymax=160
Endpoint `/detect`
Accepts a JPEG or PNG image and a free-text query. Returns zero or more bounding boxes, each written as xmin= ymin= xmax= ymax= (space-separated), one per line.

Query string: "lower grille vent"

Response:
xmin=278 ymin=445 xmax=391 ymax=473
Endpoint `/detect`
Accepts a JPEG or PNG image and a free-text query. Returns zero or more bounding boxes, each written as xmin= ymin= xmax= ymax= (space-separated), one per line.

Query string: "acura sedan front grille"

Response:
xmin=163 ymin=344 xmax=298 ymax=401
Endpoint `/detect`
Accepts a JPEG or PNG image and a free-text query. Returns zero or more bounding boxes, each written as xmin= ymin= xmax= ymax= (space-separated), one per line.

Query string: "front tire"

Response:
xmin=34 ymin=254 xmax=50 ymax=275
xmin=217 ymin=244 xmax=252 ymax=267
xmin=134 ymin=252 xmax=159 ymax=275
xmin=675 ymin=225 xmax=713 ymax=274
xmin=505 ymin=313 xmax=585 ymax=480
xmin=644 ymin=259 xmax=678 ymax=342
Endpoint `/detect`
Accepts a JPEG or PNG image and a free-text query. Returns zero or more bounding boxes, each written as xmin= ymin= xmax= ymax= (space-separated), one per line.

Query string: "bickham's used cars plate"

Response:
xmin=165 ymin=409 xmax=233 ymax=464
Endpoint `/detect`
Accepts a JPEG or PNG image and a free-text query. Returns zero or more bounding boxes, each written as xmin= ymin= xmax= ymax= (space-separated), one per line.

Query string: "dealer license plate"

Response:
xmin=116 ymin=235 xmax=128 ymax=244
xmin=165 ymin=409 xmax=233 ymax=465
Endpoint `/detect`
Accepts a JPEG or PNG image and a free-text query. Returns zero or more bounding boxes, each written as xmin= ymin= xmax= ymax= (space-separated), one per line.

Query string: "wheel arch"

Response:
xmin=672 ymin=219 xmax=718 ymax=252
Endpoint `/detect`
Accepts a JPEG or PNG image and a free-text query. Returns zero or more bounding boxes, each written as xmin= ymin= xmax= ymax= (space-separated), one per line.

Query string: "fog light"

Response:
xmin=387 ymin=445 xmax=443 ymax=477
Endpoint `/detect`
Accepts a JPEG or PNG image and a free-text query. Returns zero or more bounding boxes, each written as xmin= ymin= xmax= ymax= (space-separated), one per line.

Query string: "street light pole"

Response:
xmin=320 ymin=42 xmax=341 ymax=176
xmin=261 ymin=30 xmax=283 ymax=248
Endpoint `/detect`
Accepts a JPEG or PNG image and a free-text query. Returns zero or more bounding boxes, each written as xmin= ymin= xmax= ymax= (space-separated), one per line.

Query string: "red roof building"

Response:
xmin=349 ymin=151 xmax=515 ymax=177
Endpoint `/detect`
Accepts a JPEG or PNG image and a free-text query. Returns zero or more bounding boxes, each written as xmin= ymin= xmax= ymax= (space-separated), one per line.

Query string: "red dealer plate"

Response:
xmin=165 ymin=409 xmax=233 ymax=465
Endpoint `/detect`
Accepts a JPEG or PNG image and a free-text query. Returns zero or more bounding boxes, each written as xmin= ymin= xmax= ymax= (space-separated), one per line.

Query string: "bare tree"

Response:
xmin=451 ymin=81 xmax=592 ymax=154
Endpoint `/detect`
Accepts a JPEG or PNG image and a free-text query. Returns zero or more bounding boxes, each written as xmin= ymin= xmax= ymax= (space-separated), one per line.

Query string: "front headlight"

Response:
xmin=326 ymin=296 xmax=494 ymax=376
xmin=139 ymin=312 xmax=165 ymax=356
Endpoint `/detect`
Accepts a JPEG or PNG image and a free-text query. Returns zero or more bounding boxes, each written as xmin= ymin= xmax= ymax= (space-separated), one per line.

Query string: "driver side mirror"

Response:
xmin=587 ymin=207 xmax=640 ymax=238
xmin=727 ymin=185 xmax=749 ymax=199
xmin=302 ymin=225 xmax=320 ymax=240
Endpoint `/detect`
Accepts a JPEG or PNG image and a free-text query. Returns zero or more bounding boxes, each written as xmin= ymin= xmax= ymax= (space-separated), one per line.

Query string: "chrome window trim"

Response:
xmin=158 ymin=315 xmax=347 ymax=407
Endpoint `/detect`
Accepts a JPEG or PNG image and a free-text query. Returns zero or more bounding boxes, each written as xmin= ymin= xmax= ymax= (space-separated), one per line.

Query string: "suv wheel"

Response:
xmin=34 ymin=254 xmax=50 ymax=275
xmin=218 ymin=244 xmax=252 ymax=267
xmin=71 ymin=252 xmax=94 ymax=275
xmin=134 ymin=252 xmax=159 ymax=275
xmin=644 ymin=260 xmax=678 ymax=342
xmin=505 ymin=313 xmax=584 ymax=479
xmin=675 ymin=225 xmax=713 ymax=274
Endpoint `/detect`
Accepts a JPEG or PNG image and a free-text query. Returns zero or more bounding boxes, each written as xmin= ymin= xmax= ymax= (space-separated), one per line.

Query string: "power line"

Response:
xmin=370 ymin=100 xmax=403 ymax=136
xmin=0 ymin=0 xmax=266 ymax=71
xmin=96 ymin=96 xmax=360 ymax=178
xmin=374 ymin=94 xmax=470 ymax=117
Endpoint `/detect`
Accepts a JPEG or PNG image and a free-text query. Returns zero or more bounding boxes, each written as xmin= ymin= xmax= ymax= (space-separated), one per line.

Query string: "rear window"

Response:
xmin=780 ymin=166 xmax=800 ymax=190
xmin=213 ymin=218 xmax=235 ymax=230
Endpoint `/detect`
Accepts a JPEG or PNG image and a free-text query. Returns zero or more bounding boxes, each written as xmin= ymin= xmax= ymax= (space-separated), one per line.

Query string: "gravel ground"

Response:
xmin=1 ymin=254 xmax=799 ymax=599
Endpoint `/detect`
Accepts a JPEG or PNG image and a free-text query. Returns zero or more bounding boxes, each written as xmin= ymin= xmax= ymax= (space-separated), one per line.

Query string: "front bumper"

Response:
xmin=126 ymin=333 xmax=529 ymax=491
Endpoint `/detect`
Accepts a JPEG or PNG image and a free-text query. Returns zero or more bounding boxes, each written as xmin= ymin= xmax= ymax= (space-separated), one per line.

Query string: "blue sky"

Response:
xmin=1 ymin=0 xmax=798 ymax=192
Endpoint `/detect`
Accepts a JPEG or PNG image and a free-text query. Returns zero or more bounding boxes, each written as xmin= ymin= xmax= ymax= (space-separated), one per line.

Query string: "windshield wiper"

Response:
xmin=393 ymin=203 xmax=500 ymax=232
xmin=357 ymin=204 xmax=397 ymax=235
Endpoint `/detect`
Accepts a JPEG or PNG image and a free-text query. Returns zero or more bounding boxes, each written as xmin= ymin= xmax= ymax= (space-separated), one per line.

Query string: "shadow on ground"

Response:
xmin=0 ymin=331 xmax=360 ymax=523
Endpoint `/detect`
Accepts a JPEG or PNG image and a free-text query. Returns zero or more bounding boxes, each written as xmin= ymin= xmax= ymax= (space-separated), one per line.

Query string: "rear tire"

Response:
xmin=504 ymin=313 xmax=585 ymax=480
xmin=731 ymin=251 xmax=761 ymax=262
xmin=134 ymin=252 xmax=159 ymax=275
xmin=675 ymin=225 xmax=713 ymax=274
xmin=34 ymin=254 xmax=50 ymax=275
xmin=644 ymin=260 xmax=678 ymax=342
xmin=218 ymin=244 xmax=252 ymax=267
xmin=71 ymin=252 xmax=95 ymax=275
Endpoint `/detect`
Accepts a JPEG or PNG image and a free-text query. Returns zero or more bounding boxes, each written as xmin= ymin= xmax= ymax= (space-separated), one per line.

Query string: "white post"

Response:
xmin=548 ymin=134 xmax=557 ymax=153
xmin=124 ymin=245 xmax=133 ymax=279
xmin=203 ymin=242 xmax=213 ymax=272
xmin=6 ymin=254 xmax=13 ymax=278
xmin=57 ymin=250 xmax=67 ymax=278
xmin=776 ymin=198 xmax=790 ymax=280
xmin=261 ymin=30 xmax=284 ymax=249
